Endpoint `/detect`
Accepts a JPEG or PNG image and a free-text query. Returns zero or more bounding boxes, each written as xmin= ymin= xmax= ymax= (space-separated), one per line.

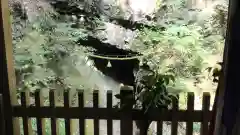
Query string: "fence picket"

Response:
xmin=120 ymin=89 xmax=133 ymax=135
xmin=35 ymin=90 xmax=46 ymax=135
xmin=107 ymin=91 xmax=113 ymax=135
xmin=201 ymin=92 xmax=210 ymax=135
xmin=21 ymin=92 xmax=33 ymax=135
xmin=186 ymin=92 xmax=194 ymax=135
xmin=171 ymin=95 xmax=179 ymax=135
xmin=78 ymin=90 xmax=85 ymax=135
xmin=157 ymin=121 xmax=163 ymax=135
xmin=93 ymin=90 xmax=99 ymax=135
xmin=50 ymin=90 xmax=58 ymax=135
xmin=64 ymin=90 xmax=71 ymax=135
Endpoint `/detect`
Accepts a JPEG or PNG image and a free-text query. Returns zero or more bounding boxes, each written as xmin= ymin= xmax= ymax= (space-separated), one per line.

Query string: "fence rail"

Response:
xmin=1 ymin=90 xmax=212 ymax=135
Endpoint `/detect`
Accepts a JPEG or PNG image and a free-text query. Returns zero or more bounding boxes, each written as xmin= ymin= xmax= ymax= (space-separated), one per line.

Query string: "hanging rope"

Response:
xmin=26 ymin=32 xmax=143 ymax=61
xmin=82 ymin=52 xmax=143 ymax=60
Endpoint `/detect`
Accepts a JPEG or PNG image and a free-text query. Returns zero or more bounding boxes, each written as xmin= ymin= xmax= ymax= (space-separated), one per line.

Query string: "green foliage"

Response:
xmin=12 ymin=0 xmax=227 ymax=134
xmin=140 ymin=74 xmax=175 ymax=112
xmin=12 ymin=0 xmax=226 ymax=110
xmin=130 ymin=1 xmax=226 ymax=92
xmin=115 ymin=66 xmax=175 ymax=113
xmin=134 ymin=24 xmax=207 ymax=75
xmin=12 ymin=6 xmax=97 ymax=92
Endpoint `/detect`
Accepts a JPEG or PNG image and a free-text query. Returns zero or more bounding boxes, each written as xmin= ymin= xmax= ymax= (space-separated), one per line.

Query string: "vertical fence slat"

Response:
xmin=50 ymin=90 xmax=58 ymax=135
xmin=107 ymin=91 xmax=113 ymax=135
xmin=201 ymin=92 xmax=210 ymax=135
xmin=93 ymin=90 xmax=99 ymax=135
xmin=120 ymin=89 xmax=133 ymax=135
xmin=0 ymin=94 xmax=6 ymax=135
xmin=35 ymin=90 xmax=46 ymax=135
xmin=64 ymin=90 xmax=71 ymax=135
xmin=157 ymin=121 xmax=163 ymax=135
xmin=78 ymin=90 xmax=85 ymax=135
xmin=186 ymin=92 xmax=194 ymax=135
xmin=21 ymin=91 xmax=33 ymax=135
xmin=171 ymin=95 xmax=179 ymax=135
xmin=21 ymin=92 xmax=28 ymax=135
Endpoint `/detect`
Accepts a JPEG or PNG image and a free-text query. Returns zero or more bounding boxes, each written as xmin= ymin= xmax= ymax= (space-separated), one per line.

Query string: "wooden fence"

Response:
xmin=0 ymin=90 xmax=212 ymax=135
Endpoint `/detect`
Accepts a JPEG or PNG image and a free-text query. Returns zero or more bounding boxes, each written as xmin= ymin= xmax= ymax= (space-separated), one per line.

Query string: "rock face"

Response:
xmin=10 ymin=0 xmax=54 ymax=21
xmin=77 ymin=36 xmax=140 ymax=85
xmin=46 ymin=0 xmax=146 ymax=85
xmin=103 ymin=22 xmax=136 ymax=50
xmin=9 ymin=0 xmax=158 ymax=85
xmin=118 ymin=0 xmax=158 ymax=20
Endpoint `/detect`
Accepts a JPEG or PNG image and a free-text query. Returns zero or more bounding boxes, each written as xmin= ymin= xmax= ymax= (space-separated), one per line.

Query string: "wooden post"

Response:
xmin=35 ymin=90 xmax=47 ymax=135
xmin=64 ymin=90 xmax=71 ymax=135
xmin=107 ymin=90 xmax=113 ymax=135
xmin=20 ymin=92 xmax=34 ymax=135
xmin=186 ymin=92 xmax=194 ymax=135
xmin=0 ymin=0 xmax=20 ymax=134
xmin=208 ymin=71 xmax=224 ymax=135
xmin=171 ymin=95 xmax=179 ymax=135
xmin=213 ymin=0 xmax=240 ymax=134
xmin=0 ymin=94 xmax=6 ymax=135
xmin=50 ymin=90 xmax=60 ymax=135
xmin=93 ymin=90 xmax=99 ymax=135
xmin=78 ymin=90 xmax=85 ymax=135
xmin=201 ymin=93 xmax=210 ymax=135
xmin=120 ymin=86 xmax=133 ymax=135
